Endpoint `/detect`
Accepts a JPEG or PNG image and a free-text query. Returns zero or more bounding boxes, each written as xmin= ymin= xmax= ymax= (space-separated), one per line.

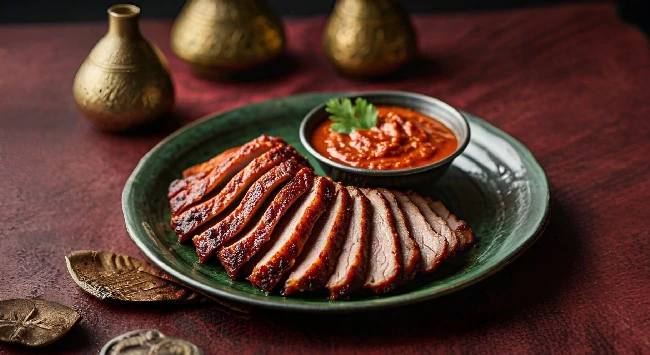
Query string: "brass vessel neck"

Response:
xmin=107 ymin=4 xmax=141 ymax=38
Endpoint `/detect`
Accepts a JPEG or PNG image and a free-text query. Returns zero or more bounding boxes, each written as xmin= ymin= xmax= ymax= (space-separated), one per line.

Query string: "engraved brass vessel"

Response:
xmin=170 ymin=0 xmax=285 ymax=78
xmin=73 ymin=5 xmax=174 ymax=132
xmin=323 ymin=0 xmax=417 ymax=77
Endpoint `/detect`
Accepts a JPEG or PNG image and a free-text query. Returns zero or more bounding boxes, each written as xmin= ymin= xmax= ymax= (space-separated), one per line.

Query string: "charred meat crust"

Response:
xmin=171 ymin=145 xmax=303 ymax=241
xmin=169 ymin=135 xmax=292 ymax=215
xmin=217 ymin=168 xmax=316 ymax=279
xmin=391 ymin=190 xmax=447 ymax=273
xmin=169 ymin=143 xmax=278 ymax=214
xmin=454 ymin=224 xmax=475 ymax=250
xmin=193 ymin=158 xmax=304 ymax=262
xmin=168 ymin=135 xmax=284 ymax=199
xmin=247 ymin=177 xmax=335 ymax=294
xmin=360 ymin=188 xmax=402 ymax=294
xmin=182 ymin=146 xmax=239 ymax=178
xmin=283 ymin=184 xmax=352 ymax=296
xmin=377 ymin=188 xmax=421 ymax=283
xmin=168 ymin=171 xmax=204 ymax=200
xmin=425 ymin=198 xmax=475 ymax=250
xmin=326 ymin=186 xmax=371 ymax=300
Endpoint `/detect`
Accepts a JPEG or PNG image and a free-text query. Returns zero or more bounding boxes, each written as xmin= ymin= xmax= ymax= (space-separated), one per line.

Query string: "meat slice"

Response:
xmin=193 ymin=158 xmax=304 ymax=262
xmin=377 ymin=189 xmax=420 ymax=282
xmin=326 ymin=186 xmax=370 ymax=299
xmin=426 ymin=198 xmax=475 ymax=250
xmin=359 ymin=188 xmax=402 ymax=294
xmin=167 ymin=136 xmax=285 ymax=200
xmin=392 ymin=191 xmax=447 ymax=273
xmin=406 ymin=192 xmax=459 ymax=257
xmin=169 ymin=135 xmax=291 ymax=215
xmin=182 ymin=146 xmax=239 ymax=178
xmin=168 ymin=171 xmax=205 ymax=200
xmin=217 ymin=168 xmax=315 ymax=279
xmin=171 ymin=145 xmax=303 ymax=241
xmin=247 ymin=177 xmax=335 ymax=294
xmin=283 ymin=184 xmax=352 ymax=296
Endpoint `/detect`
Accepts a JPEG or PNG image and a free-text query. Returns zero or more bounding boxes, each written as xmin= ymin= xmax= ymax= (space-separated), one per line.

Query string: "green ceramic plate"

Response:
xmin=122 ymin=92 xmax=550 ymax=313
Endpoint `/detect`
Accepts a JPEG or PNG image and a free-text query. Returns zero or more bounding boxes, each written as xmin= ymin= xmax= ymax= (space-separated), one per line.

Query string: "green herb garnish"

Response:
xmin=325 ymin=98 xmax=378 ymax=134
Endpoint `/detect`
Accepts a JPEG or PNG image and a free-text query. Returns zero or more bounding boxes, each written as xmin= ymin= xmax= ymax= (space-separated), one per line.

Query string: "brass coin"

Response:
xmin=100 ymin=329 xmax=203 ymax=355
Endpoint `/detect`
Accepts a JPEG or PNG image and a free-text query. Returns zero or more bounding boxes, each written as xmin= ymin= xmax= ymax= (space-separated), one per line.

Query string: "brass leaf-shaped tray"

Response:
xmin=65 ymin=250 xmax=209 ymax=303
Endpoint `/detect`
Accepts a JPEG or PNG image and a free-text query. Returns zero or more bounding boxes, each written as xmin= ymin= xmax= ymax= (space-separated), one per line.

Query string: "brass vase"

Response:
xmin=170 ymin=0 xmax=285 ymax=78
xmin=73 ymin=5 xmax=174 ymax=132
xmin=323 ymin=0 xmax=417 ymax=78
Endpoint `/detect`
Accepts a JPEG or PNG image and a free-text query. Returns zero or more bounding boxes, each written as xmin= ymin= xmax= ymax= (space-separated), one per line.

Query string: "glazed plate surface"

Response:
xmin=122 ymin=92 xmax=550 ymax=312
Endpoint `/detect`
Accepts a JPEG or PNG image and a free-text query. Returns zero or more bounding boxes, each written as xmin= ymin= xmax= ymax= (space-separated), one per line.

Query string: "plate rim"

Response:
xmin=122 ymin=92 xmax=550 ymax=313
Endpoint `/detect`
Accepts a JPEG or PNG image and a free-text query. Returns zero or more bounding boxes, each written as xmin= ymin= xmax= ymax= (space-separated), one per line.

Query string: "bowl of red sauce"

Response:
xmin=299 ymin=91 xmax=470 ymax=189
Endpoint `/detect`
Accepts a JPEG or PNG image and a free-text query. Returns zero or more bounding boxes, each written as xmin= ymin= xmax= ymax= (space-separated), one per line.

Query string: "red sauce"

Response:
xmin=311 ymin=106 xmax=458 ymax=170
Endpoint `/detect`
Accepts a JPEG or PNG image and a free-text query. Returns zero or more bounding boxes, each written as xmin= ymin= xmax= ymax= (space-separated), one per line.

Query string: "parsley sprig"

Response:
xmin=325 ymin=98 xmax=378 ymax=134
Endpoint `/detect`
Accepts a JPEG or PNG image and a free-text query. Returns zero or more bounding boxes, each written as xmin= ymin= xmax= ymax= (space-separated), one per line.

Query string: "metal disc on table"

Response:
xmin=100 ymin=329 xmax=203 ymax=355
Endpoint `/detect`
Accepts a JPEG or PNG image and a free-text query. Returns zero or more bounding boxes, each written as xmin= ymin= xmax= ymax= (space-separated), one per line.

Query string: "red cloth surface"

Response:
xmin=1 ymin=3 xmax=649 ymax=354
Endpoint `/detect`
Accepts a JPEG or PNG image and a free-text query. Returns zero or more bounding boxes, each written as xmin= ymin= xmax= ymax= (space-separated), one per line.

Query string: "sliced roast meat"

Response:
xmin=377 ymin=189 xmax=420 ymax=282
xmin=168 ymin=136 xmax=284 ymax=199
xmin=283 ymin=184 xmax=352 ymax=296
xmin=169 ymin=135 xmax=290 ymax=215
xmin=193 ymin=158 xmax=304 ymax=262
xmin=182 ymin=146 xmax=239 ymax=178
xmin=247 ymin=177 xmax=335 ymax=294
xmin=359 ymin=188 xmax=402 ymax=294
xmin=426 ymin=198 xmax=475 ymax=250
xmin=171 ymin=145 xmax=303 ymax=241
xmin=169 ymin=136 xmax=287 ymax=198
xmin=218 ymin=168 xmax=315 ymax=279
xmin=326 ymin=186 xmax=371 ymax=300
xmin=166 ymin=133 xmax=478 ymax=297
xmin=168 ymin=171 xmax=205 ymax=200
xmin=406 ymin=192 xmax=458 ymax=257
xmin=392 ymin=191 xmax=447 ymax=273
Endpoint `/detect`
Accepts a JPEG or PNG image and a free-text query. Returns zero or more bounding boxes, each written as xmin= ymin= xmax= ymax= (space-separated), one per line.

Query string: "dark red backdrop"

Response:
xmin=1 ymin=3 xmax=649 ymax=354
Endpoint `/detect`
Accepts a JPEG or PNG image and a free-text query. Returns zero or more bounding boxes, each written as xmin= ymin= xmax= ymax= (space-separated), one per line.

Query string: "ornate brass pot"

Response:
xmin=170 ymin=0 xmax=285 ymax=78
xmin=72 ymin=5 xmax=174 ymax=132
xmin=323 ymin=0 xmax=417 ymax=77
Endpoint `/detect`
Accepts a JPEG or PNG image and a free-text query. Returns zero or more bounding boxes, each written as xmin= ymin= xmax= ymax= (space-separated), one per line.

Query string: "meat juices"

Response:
xmin=377 ymin=188 xmax=421 ymax=282
xmin=218 ymin=168 xmax=315 ymax=279
xmin=283 ymin=184 xmax=352 ymax=296
xmin=326 ymin=186 xmax=371 ymax=299
xmin=247 ymin=177 xmax=335 ymax=294
xmin=359 ymin=188 xmax=402 ymax=294
xmin=392 ymin=191 xmax=447 ymax=273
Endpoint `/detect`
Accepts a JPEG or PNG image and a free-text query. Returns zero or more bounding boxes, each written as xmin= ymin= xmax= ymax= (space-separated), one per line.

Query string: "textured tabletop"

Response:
xmin=1 ymin=3 xmax=649 ymax=354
